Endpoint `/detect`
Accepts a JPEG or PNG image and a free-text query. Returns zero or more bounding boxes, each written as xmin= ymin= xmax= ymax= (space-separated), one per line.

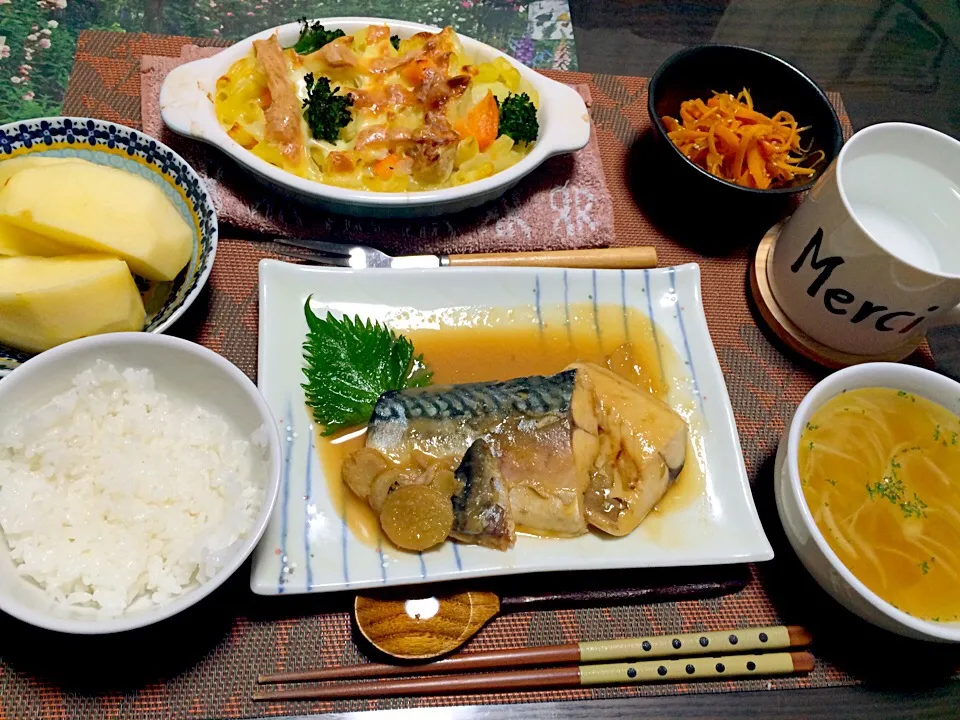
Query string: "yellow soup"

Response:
xmin=799 ymin=387 xmax=960 ymax=621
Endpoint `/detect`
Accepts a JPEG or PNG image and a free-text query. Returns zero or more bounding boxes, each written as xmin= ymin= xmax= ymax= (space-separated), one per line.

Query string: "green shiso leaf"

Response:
xmin=301 ymin=298 xmax=432 ymax=435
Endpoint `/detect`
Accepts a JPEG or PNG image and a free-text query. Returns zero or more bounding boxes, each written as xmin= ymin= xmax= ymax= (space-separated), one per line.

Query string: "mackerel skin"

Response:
xmin=450 ymin=438 xmax=514 ymax=550
xmin=366 ymin=370 xmax=576 ymax=459
xmin=370 ymin=370 xmax=576 ymax=426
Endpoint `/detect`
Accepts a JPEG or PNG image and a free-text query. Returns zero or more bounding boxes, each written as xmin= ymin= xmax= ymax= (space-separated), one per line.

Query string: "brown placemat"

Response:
xmin=0 ymin=29 xmax=944 ymax=720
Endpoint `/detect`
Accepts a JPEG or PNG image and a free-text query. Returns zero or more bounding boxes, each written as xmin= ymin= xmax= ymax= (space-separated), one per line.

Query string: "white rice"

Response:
xmin=0 ymin=361 xmax=266 ymax=615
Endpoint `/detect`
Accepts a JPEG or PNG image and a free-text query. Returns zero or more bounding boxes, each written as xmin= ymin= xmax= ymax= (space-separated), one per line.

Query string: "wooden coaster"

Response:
xmin=749 ymin=224 xmax=922 ymax=369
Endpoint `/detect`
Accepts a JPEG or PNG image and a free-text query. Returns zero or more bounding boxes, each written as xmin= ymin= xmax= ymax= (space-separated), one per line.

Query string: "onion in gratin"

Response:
xmin=213 ymin=22 xmax=541 ymax=192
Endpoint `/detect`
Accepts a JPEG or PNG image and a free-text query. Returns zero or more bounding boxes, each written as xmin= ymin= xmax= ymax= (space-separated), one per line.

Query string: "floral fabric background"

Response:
xmin=0 ymin=0 xmax=577 ymax=123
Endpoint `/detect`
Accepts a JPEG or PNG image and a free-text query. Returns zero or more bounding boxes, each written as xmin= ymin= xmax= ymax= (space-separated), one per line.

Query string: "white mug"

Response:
xmin=768 ymin=122 xmax=960 ymax=356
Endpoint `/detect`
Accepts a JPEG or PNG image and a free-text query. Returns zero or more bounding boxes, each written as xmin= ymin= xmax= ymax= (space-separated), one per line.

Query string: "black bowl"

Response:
xmin=647 ymin=45 xmax=843 ymax=201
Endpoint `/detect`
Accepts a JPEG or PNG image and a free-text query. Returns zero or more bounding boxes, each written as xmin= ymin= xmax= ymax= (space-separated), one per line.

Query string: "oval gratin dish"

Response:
xmin=159 ymin=17 xmax=591 ymax=218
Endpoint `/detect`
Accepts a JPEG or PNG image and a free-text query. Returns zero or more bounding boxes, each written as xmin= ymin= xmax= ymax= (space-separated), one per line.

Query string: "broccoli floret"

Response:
xmin=292 ymin=18 xmax=346 ymax=54
xmin=302 ymin=73 xmax=354 ymax=143
xmin=497 ymin=92 xmax=539 ymax=145
xmin=390 ymin=35 xmax=401 ymax=50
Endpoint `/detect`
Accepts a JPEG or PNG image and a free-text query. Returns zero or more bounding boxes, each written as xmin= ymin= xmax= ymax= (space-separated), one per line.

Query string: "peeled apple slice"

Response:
xmin=0 ymin=160 xmax=193 ymax=282
xmin=0 ymin=158 xmax=94 ymax=257
xmin=0 ymin=220 xmax=76 ymax=257
xmin=0 ymin=255 xmax=146 ymax=353
xmin=0 ymin=155 xmax=87 ymax=188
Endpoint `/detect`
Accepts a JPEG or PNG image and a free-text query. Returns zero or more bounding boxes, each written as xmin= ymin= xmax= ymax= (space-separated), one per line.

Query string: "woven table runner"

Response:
xmin=0 ymin=29 xmax=944 ymax=720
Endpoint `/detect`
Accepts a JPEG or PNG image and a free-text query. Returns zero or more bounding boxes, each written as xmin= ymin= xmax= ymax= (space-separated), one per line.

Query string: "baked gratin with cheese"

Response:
xmin=213 ymin=21 xmax=541 ymax=192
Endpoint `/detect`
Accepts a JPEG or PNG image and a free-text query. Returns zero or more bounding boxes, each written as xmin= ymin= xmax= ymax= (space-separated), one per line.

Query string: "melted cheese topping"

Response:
xmin=214 ymin=25 xmax=539 ymax=192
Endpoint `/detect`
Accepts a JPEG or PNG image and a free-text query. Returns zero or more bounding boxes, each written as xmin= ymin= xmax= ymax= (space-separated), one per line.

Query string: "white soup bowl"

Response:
xmin=775 ymin=362 xmax=960 ymax=642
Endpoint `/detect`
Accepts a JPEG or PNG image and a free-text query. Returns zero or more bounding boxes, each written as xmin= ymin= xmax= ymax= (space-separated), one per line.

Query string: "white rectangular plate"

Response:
xmin=252 ymin=261 xmax=772 ymax=595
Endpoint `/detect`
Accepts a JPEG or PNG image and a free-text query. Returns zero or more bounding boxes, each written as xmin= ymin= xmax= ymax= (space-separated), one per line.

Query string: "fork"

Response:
xmin=272 ymin=237 xmax=658 ymax=269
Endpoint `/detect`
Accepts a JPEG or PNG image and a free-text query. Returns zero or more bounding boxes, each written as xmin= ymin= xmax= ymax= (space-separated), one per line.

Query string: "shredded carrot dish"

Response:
xmin=661 ymin=89 xmax=824 ymax=189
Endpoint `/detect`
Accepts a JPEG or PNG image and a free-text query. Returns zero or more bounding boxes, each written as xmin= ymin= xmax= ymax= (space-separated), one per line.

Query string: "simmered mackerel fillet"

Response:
xmin=569 ymin=363 xmax=688 ymax=536
xmin=450 ymin=439 xmax=514 ymax=550
xmin=344 ymin=362 xmax=688 ymax=550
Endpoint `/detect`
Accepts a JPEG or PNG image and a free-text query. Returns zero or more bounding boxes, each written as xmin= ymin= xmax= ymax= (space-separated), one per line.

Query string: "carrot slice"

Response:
xmin=714 ymin=125 xmax=740 ymax=153
xmin=372 ymin=153 xmax=401 ymax=179
xmin=661 ymin=89 xmax=822 ymax=188
xmin=747 ymin=143 xmax=770 ymax=189
xmin=731 ymin=125 xmax=757 ymax=180
xmin=458 ymin=91 xmax=499 ymax=151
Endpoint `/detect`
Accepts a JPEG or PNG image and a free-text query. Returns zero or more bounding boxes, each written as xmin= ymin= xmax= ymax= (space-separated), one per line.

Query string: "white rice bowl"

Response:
xmin=0 ymin=361 xmax=267 ymax=616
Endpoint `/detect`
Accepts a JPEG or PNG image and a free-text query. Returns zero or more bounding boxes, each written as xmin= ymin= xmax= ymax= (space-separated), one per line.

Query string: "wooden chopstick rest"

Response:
xmin=258 ymin=625 xmax=811 ymax=684
xmin=253 ymin=651 xmax=815 ymax=701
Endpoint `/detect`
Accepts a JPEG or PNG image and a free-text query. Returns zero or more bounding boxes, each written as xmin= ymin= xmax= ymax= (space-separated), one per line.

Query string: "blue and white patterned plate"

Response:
xmin=0 ymin=117 xmax=218 ymax=376
xmin=253 ymin=261 xmax=773 ymax=595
